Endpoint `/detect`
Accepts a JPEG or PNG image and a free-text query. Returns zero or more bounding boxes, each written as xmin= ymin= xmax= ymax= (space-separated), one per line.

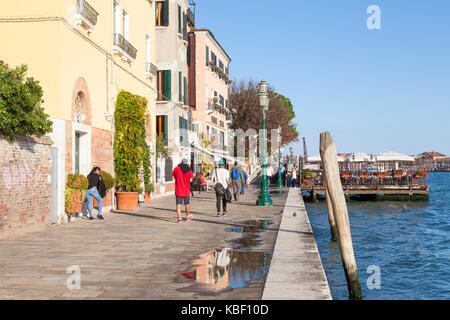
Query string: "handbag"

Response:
xmin=214 ymin=183 xmax=226 ymax=196
xmin=225 ymin=188 xmax=232 ymax=202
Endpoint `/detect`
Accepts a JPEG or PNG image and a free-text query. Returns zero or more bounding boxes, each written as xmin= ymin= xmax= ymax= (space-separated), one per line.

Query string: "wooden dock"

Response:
xmin=262 ymin=188 xmax=332 ymax=300
xmin=302 ymin=185 xmax=429 ymax=196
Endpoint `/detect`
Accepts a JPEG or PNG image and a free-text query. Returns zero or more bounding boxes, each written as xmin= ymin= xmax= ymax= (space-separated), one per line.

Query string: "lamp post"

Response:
xmin=277 ymin=125 xmax=284 ymax=188
xmin=256 ymin=80 xmax=273 ymax=206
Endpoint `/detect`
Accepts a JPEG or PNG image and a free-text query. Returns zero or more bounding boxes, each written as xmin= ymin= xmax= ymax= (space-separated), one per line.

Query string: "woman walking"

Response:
xmin=86 ymin=166 xmax=105 ymax=220
xmin=291 ymin=167 xmax=297 ymax=188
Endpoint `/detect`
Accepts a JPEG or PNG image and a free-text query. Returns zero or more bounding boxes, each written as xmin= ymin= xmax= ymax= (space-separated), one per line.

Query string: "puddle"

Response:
xmin=178 ymin=219 xmax=273 ymax=295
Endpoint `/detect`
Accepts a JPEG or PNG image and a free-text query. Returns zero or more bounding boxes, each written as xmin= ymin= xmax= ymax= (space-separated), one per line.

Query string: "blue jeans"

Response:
xmin=241 ymin=182 xmax=245 ymax=194
xmin=86 ymin=187 xmax=103 ymax=217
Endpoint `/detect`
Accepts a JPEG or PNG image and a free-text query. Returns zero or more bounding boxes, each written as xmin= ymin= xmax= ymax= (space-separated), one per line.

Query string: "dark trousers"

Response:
xmin=216 ymin=194 xmax=227 ymax=213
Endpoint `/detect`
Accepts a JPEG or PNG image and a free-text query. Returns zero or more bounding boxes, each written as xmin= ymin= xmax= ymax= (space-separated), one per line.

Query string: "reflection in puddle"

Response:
xmin=178 ymin=219 xmax=273 ymax=295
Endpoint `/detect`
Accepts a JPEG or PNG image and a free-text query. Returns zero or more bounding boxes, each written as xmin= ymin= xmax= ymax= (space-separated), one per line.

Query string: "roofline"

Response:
xmin=192 ymin=28 xmax=232 ymax=62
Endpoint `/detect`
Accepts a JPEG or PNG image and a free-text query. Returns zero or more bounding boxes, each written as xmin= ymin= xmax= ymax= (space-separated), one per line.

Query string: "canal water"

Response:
xmin=306 ymin=172 xmax=450 ymax=300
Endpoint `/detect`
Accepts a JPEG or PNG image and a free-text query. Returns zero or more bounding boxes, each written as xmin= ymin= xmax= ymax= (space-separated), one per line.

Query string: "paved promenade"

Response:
xmin=0 ymin=187 xmax=289 ymax=299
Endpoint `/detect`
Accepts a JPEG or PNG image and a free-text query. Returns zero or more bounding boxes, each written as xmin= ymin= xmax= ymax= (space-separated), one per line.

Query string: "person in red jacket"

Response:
xmin=172 ymin=159 xmax=194 ymax=223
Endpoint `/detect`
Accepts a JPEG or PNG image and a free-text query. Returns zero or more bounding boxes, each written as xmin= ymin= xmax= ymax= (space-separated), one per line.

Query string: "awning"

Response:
xmin=376 ymin=151 xmax=415 ymax=162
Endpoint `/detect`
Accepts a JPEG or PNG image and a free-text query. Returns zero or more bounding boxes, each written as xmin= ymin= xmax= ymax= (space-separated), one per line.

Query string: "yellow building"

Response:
xmin=0 ymin=0 xmax=157 ymax=223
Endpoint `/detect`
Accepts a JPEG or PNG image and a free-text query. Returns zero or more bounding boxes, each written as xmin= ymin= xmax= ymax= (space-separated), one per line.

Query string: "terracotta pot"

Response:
xmin=69 ymin=190 xmax=83 ymax=213
xmin=145 ymin=192 xmax=151 ymax=206
xmin=115 ymin=192 xmax=139 ymax=211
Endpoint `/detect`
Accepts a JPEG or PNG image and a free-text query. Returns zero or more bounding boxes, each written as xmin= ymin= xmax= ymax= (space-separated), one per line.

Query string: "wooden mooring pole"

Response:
xmin=320 ymin=131 xmax=362 ymax=299
xmin=324 ymin=181 xmax=338 ymax=242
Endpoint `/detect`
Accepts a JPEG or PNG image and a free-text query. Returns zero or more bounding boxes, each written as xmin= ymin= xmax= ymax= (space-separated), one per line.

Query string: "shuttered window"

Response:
xmin=157 ymin=70 xmax=171 ymax=101
xmin=156 ymin=115 xmax=168 ymax=146
xmin=178 ymin=72 xmax=182 ymax=102
xmin=179 ymin=116 xmax=188 ymax=147
xmin=206 ymin=46 xmax=209 ymax=66
xmin=183 ymin=12 xmax=187 ymax=40
xmin=183 ymin=77 xmax=188 ymax=105
xmin=178 ymin=5 xmax=181 ymax=33
xmin=156 ymin=1 xmax=169 ymax=27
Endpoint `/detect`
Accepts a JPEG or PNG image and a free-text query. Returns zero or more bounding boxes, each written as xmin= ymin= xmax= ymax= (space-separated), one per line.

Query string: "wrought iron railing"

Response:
xmin=77 ymin=0 xmax=99 ymax=26
xmin=301 ymin=171 xmax=428 ymax=188
xmin=114 ymin=34 xmax=137 ymax=60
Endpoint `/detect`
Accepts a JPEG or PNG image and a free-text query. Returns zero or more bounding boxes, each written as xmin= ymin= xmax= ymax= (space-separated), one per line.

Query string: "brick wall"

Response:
xmin=92 ymin=128 xmax=113 ymax=207
xmin=0 ymin=135 xmax=52 ymax=238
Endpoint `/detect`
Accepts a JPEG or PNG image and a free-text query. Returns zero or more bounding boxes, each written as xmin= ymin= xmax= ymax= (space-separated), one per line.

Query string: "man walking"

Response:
xmin=230 ymin=162 xmax=244 ymax=201
xmin=172 ymin=159 xmax=194 ymax=223
xmin=240 ymin=169 xmax=248 ymax=195
xmin=212 ymin=160 xmax=230 ymax=217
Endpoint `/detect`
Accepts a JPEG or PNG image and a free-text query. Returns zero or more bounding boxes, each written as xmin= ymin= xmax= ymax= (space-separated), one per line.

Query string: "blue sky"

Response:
xmin=195 ymin=0 xmax=450 ymax=156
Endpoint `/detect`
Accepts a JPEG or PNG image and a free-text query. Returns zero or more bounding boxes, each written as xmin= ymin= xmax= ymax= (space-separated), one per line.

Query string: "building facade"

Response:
xmin=0 ymin=0 xmax=157 ymax=222
xmin=154 ymin=0 xmax=195 ymax=196
xmin=415 ymin=152 xmax=446 ymax=171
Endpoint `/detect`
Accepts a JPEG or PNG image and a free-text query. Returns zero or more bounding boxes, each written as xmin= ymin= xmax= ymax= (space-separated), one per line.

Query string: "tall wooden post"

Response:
xmin=320 ymin=131 xmax=362 ymax=299
xmin=324 ymin=180 xmax=338 ymax=242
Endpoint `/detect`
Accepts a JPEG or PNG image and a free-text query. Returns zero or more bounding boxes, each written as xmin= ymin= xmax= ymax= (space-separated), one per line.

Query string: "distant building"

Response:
xmin=415 ymin=152 xmax=446 ymax=171
xmin=433 ymin=157 xmax=450 ymax=171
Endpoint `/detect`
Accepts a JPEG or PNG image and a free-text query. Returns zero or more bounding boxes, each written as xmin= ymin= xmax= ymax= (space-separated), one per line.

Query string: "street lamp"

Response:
xmin=277 ymin=125 xmax=284 ymax=188
xmin=256 ymin=80 xmax=273 ymax=206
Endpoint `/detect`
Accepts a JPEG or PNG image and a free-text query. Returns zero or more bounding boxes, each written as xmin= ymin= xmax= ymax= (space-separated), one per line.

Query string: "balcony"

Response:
xmin=207 ymin=99 xmax=226 ymax=115
xmin=75 ymin=0 xmax=99 ymax=32
xmin=113 ymin=34 xmax=137 ymax=62
xmin=145 ymin=62 xmax=157 ymax=79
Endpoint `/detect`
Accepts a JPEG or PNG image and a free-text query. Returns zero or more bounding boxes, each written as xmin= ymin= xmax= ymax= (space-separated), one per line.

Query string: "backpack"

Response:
xmin=232 ymin=167 xmax=240 ymax=180
xmin=98 ymin=178 xmax=107 ymax=198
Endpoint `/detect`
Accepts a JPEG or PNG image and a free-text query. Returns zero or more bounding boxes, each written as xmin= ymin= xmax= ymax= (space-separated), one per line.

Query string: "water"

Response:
xmin=306 ymin=172 xmax=450 ymax=299
xmin=178 ymin=220 xmax=273 ymax=295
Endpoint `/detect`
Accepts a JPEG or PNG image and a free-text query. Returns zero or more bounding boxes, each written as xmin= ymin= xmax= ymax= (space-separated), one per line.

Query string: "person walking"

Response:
xmin=266 ymin=163 xmax=273 ymax=185
xmin=230 ymin=161 xmax=243 ymax=201
xmin=281 ymin=164 xmax=287 ymax=187
xmin=212 ymin=160 xmax=230 ymax=217
xmin=172 ymin=159 xmax=194 ymax=223
xmin=86 ymin=166 xmax=105 ymax=220
xmin=291 ymin=167 xmax=298 ymax=188
xmin=240 ymin=169 xmax=248 ymax=195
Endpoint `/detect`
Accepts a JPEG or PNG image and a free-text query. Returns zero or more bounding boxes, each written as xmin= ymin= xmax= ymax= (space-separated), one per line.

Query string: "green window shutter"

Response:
xmin=206 ymin=46 xmax=209 ymax=66
xmin=183 ymin=13 xmax=187 ymax=40
xmin=187 ymin=44 xmax=190 ymax=66
xmin=178 ymin=5 xmax=181 ymax=34
xmin=178 ymin=72 xmax=182 ymax=102
xmin=163 ymin=0 xmax=169 ymax=26
xmin=183 ymin=77 xmax=188 ymax=105
xmin=164 ymin=115 xmax=168 ymax=146
xmin=165 ymin=70 xmax=171 ymax=101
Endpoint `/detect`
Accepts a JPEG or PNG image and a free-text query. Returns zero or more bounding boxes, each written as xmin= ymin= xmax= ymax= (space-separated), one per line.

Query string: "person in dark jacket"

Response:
xmin=86 ymin=166 xmax=104 ymax=220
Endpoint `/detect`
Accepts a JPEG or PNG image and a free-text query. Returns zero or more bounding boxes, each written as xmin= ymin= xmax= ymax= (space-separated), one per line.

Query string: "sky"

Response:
xmin=194 ymin=0 xmax=450 ymax=157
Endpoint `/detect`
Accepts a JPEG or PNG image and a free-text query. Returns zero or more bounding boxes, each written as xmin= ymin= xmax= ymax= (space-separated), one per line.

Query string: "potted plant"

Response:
xmin=374 ymin=171 xmax=386 ymax=178
xmin=213 ymin=96 xmax=219 ymax=103
xmin=215 ymin=66 xmax=221 ymax=73
xmin=64 ymin=174 xmax=88 ymax=221
xmin=93 ymin=171 xmax=115 ymax=208
xmin=209 ymin=61 xmax=214 ymax=67
xmin=414 ymin=171 xmax=428 ymax=178
xmin=114 ymin=90 xmax=151 ymax=211
xmin=145 ymin=183 xmax=154 ymax=206
xmin=393 ymin=170 xmax=404 ymax=178
xmin=340 ymin=171 xmax=351 ymax=179
xmin=359 ymin=171 xmax=369 ymax=178
xmin=227 ymin=79 xmax=233 ymax=84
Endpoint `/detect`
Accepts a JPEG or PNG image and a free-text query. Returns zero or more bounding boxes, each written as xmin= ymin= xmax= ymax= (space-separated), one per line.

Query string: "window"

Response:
xmin=165 ymin=158 xmax=173 ymax=182
xmin=122 ymin=9 xmax=129 ymax=40
xmin=156 ymin=115 xmax=168 ymax=145
xmin=114 ymin=1 xmax=120 ymax=35
xmin=156 ymin=0 xmax=169 ymax=27
xmin=178 ymin=72 xmax=182 ymax=102
xmin=183 ymin=76 xmax=188 ymax=105
xmin=219 ymin=60 xmax=224 ymax=78
xmin=178 ymin=5 xmax=181 ymax=34
xmin=206 ymin=46 xmax=209 ymax=66
xmin=207 ymin=125 xmax=210 ymax=136
xmin=157 ymin=70 xmax=171 ymax=101
xmin=220 ymin=131 xmax=225 ymax=146
xmin=219 ymin=95 xmax=224 ymax=108
xmin=193 ymin=123 xmax=199 ymax=133
xmin=179 ymin=116 xmax=188 ymax=147
xmin=183 ymin=11 xmax=187 ymax=40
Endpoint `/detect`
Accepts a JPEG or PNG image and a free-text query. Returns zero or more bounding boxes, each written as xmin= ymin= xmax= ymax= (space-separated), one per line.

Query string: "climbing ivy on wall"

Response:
xmin=114 ymin=90 xmax=152 ymax=193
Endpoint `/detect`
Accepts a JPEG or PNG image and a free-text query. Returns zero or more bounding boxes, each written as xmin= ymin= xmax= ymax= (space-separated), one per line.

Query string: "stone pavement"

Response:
xmin=0 ymin=186 xmax=289 ymax=300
